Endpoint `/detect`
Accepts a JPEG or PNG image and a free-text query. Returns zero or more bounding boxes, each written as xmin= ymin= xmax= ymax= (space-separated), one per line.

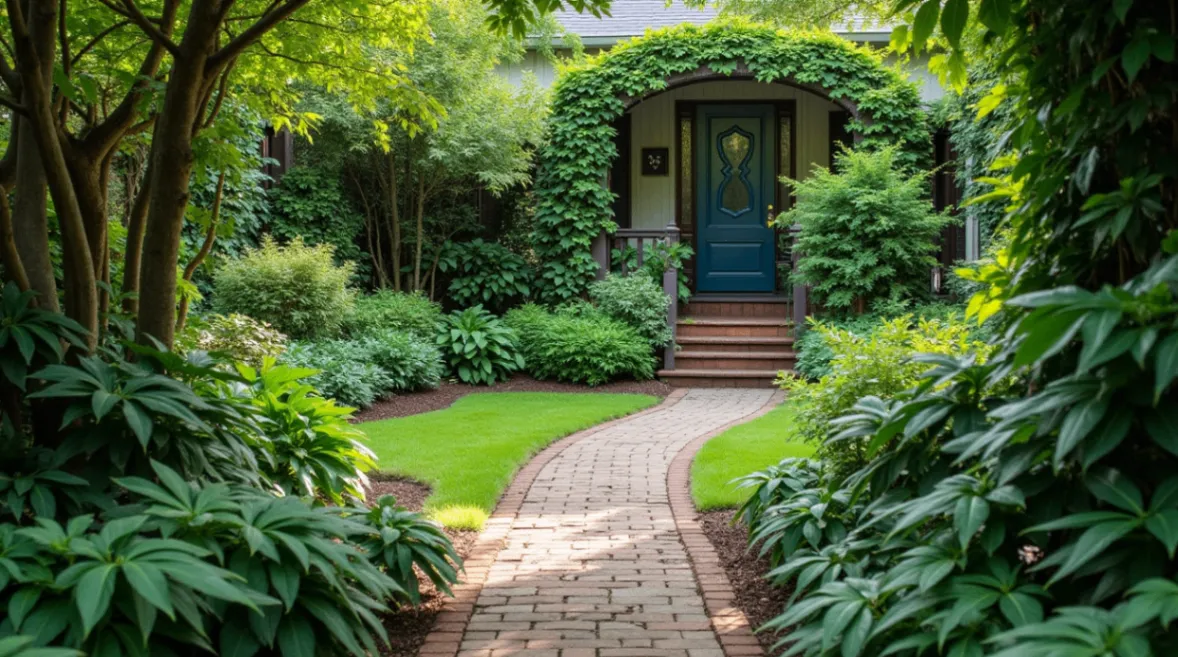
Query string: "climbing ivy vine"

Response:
xmin=532 ymin=20 xmax=930 ymax=303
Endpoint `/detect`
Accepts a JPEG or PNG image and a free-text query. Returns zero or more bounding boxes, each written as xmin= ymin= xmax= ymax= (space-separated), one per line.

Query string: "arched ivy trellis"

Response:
xmin=532 ymin=20 xmax=930 ymax=303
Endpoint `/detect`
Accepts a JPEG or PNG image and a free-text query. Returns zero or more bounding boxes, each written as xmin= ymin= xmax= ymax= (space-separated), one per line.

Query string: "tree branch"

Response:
xmin=205 ymin=0 xmax=311 ymax=73
xmin=70 ymin=20 xmax=131 ymax=67
xmin=0 ymin=93 xmax=27 ymax=116
xmin=95 ymin=0 xmax=180 ymax=57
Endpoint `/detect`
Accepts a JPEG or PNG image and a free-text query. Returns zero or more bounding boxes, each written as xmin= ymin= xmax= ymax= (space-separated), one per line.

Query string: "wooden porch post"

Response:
xmin=663 ymin=223 xmax=680 ymax=370
xmin=591 ymin=229 xmax=610 ymax=280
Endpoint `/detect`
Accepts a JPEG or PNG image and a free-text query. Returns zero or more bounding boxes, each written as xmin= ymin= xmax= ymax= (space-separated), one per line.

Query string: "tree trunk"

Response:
xmin=7 ymin=0 xmax=97 ymax=345
xmin=135 ymin=2 xmax=221 ymax=348
xmin=10 ymin=110 xmax=58 ymax=311
xmin=0 ymin=193 xmax=30 ymax=291
xmin=388 ymin=152 xmax=402 ymax=291
xmin=121 ymin=159 xmax=153 ymax=315
xmin=175 ymin=171 xmax=224 ymax=332
xmin=414 ymin=171 xmax=425 ymax=291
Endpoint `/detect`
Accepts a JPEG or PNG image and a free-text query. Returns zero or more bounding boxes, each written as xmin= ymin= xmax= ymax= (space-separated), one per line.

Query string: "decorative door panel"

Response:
xmin=695 ymin=105 xmax=776 ymax=293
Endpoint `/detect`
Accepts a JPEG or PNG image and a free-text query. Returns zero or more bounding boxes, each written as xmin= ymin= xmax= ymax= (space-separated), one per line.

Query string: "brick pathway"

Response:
xmin=429 ymin=389 xmax=777 ymax=657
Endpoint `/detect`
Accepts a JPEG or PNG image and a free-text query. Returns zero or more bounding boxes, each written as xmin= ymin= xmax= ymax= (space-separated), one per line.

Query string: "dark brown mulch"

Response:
xmin=698 ymin=509 xmax=792 ymax=654
xmin=366 ymin=475 xmax=479 ymax=657
xmin=352 ymin=374 xmax=673 ymax=422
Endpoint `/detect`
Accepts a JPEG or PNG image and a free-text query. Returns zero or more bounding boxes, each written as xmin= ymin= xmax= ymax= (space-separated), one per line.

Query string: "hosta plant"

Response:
xmin=361 ymin=495 xmax=462 ymax=605
xmin=238 ymin=360 xmax=375 ymax=504
xmin=436 ymin=306 xmax=523 ymax=385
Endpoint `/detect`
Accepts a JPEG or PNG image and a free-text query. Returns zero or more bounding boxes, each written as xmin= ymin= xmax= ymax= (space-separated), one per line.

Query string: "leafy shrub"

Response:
xmin=269 ymin=165 xmax=366 ymax=272
xmin=436 ymin=306 xmax=523 ymax=385
xmin=794 ymin=301 xmax=973 ymax=379
xmin=610 ymin=241 xmax=694 ymax=303
xmin=239 ymin=361 xmax=376 ymax=504
xmin=177 ymin=312 xmax=288 ymax=366
xmin=438 ymin=239 xmax=532 ymax=312
xmin=341 ymin=290 xmax=441 ymax=340
xmin=0 ymin=288 xmax=463 ymax=657
xmin=213 ymin=235 xmax=356 ymax=340
xmin=282 ymin=331 xmax=442 ymax=408
xmin=781 ymin=315 xmax=992 ymax=478
xmin=589 ymin=274 xmax=672 ymax=348
xmin=776 ymin=147 xmax=953 ymax=310
xmin=362 ymin=495 xmax=462 ymax=605
xmin=505 ymin=303 xmax=655 ymax=386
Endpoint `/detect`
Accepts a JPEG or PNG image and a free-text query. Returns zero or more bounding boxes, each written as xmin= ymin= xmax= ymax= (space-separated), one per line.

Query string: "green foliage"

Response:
xmin=238 ymin=362 xmax=376 ymax=505
xmin=0 ymin=462 xmax=404 ymax=657
xmin=282 ymin=331 xmax=443 ymax=408
xmin=438 ymin=239 xmax=533 ymax=313
xmin=589 ymin=274 xmax=672 ymax=348
xmin=0 ymin=308 xmax=463 ymax=657
xmin=533 ymin=21 xmax=928 ymax=303
xmin=794 ymin=302 xmax=976 ymax=379
xmin=341 ymin=291 xmax=442 ymax=341
xmin=269 ymin=166 xmax=367 ymax=277
xmin=177 ymin=313 xmax=288 ymax=367
xmin=945 ymin=66 xmax=1010 ymax=252
xmin=361 ymin=495 xmax=462 ymax=605
xmin=505 ymin=303 xmax=655 ymax=386
xmin=213 ymin=236 xmax=356 ymax=340
xmin=0 ymin=283 xmax=88 ymax=394
xmin=778 ymin=147 xmax=953 ymax=310
xmin=435 ymin=306 xmax=524 ymax=385
xmin=780 ymin=315 xmax=992 ymax=478
xmin=741 ymin=0 xmax=1178 ymax=652
xmin=609 ymin=241 xmax=694 ymax=304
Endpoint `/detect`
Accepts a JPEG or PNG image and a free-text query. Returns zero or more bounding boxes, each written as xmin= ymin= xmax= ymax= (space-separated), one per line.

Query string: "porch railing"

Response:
xmin=592 ymin=225 xmax=681 ymax=369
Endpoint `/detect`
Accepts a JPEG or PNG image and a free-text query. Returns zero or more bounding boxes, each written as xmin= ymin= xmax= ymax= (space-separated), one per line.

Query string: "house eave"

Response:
xmin=524 ymin=30 xmax=893 ymax=49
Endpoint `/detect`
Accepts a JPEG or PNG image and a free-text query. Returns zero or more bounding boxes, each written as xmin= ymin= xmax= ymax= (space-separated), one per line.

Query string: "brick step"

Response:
xmin=682 ymin=299 xmax=789 ymax=319
xmin=678 ymin=317 xmax=793 ymax=338
xmin=674 ymin=350 xmax=796 ymax=371
xmin=657 ymin=368 xmax=780 ymax=388
xmin=676 ymin=335 xmax=796 ymax=354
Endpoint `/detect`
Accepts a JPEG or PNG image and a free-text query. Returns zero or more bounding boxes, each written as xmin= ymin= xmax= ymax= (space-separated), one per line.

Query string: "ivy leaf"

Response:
xmin=1122 ymin=34 xmax=1152 ymax=81
xmin=912 ymin=0 xmax=941 ymax=52
xmin=940 ymin=0 xmax=970 ymax=48
xmin=978 ymin=0 xmax=1011 ymax=34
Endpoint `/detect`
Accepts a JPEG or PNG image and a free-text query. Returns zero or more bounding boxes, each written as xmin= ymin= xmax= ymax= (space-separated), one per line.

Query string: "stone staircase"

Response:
xmin=657 ymin=297 xmax=797 ymax=388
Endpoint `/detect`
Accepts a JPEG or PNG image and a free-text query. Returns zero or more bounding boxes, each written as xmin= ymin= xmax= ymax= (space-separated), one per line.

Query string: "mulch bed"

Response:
xmin=698 ymin=509 xmax=792 ymax=654
xmin=352 ymin=374 xmax=672 ymax=422
xmin=367 ymin=474 xmax=479 ymax=657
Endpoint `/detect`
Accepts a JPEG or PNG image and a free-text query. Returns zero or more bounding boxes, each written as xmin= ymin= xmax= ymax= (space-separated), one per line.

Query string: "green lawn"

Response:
xmin=360 ymin=392 xmax=658 ymax=529
xmin=691 ymin=403 xmax=816 ymax=511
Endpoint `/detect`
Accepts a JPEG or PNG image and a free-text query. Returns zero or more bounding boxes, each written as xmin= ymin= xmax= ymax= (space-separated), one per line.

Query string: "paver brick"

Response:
xmin=428 ymin=390 xmax=775 ymax=657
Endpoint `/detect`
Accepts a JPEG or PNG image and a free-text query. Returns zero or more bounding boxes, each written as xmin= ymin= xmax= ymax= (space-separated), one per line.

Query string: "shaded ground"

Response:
xmin=368 ymin=475 xmax=478 ymax=657
xmin=353 ymin=374 xmax=671 ymax=422
xmin=699 ymin=509 xmax=791 ymax=654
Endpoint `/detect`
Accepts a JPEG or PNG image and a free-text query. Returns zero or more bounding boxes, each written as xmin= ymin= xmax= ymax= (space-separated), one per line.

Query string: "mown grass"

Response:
xmin=359 ymin=392 xmax=658 ymax=529
xmin=690 ymin=403 xmax=816 ymax=511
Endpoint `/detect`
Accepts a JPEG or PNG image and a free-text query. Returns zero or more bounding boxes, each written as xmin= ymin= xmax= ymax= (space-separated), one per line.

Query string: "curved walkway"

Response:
xmin=421 ymin=389 xmax=780 ymax=657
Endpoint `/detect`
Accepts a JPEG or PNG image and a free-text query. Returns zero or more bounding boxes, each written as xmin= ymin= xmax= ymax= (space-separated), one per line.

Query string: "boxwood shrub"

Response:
xmin=341 ymin=290 xmax=442 ymax=340
xmin=506 ymin=303 xmax=654 ymax=386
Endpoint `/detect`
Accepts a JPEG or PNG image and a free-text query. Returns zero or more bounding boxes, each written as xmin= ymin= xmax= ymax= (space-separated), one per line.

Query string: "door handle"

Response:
xmin=766 ymin=204 xmax=775 ymax=227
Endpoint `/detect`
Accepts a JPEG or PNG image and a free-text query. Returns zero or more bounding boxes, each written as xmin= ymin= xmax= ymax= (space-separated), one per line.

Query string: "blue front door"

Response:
xmin=695 ymin=104 xmax=776 ymax=293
